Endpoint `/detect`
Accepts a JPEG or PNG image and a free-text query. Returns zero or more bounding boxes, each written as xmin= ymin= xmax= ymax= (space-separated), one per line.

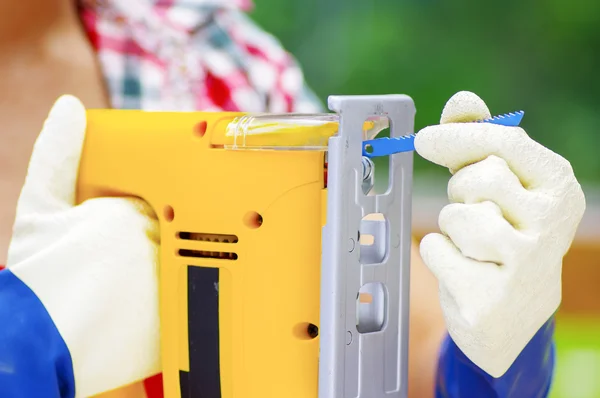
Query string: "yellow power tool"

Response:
xmin=77 ymin=94 xmax=416 ymax=398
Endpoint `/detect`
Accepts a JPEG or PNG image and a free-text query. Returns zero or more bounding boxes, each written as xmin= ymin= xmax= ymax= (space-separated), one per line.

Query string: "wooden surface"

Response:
xmin=560 ymin=242 xmax=600 ymax=315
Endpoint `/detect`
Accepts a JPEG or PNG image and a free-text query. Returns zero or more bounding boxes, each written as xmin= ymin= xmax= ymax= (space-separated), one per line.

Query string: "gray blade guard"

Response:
xmin=319 ymin=95 xmax=415 ymax=398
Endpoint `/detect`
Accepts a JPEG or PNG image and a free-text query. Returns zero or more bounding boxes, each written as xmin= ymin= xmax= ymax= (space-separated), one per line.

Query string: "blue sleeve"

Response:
xmin=0 ymin=269 xmax=76 ymax=398
xmin=435 ymin=317 xmax=556 ymax=398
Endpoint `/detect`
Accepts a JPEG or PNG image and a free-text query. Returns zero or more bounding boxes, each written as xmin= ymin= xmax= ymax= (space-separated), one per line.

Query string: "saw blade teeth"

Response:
xmin=483 ymin=110 xmax=524 ymax=126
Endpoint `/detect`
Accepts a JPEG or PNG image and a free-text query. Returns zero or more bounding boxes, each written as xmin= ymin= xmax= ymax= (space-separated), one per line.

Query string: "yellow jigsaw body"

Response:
xmin=77 ymin=94 xmax=415 ymax=398
xmin=78 ymin=110 xmax=328 ymax=398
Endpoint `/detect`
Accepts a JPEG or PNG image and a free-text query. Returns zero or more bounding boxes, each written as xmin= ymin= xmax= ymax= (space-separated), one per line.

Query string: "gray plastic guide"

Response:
xmin=319 ymin=95 xmax=415 ymax=398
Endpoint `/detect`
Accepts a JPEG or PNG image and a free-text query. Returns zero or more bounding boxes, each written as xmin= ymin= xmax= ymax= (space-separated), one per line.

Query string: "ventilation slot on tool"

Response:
xmin=177 ymin=232 xmax=239 ymax=243
xmin=177 ymin=232 xmax=239 ymax=260
xmin=178 ymin=249 xmax=238 ymax=260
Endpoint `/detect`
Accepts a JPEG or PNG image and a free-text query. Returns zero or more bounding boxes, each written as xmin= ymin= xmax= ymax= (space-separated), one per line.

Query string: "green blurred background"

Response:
xmin=251 ymin=0 xmax=600 ymax=185
xmin=250 ymin=0 xmax=600 ymax=397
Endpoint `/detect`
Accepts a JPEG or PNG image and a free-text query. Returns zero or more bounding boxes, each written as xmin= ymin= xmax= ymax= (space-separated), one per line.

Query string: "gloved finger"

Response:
xmin=438 ymin=201 xmax=530 ymax=265
xmin=419 ymin=232 xmax=504 ymax=313
xmin=439 ymin=91 xmax=491 ymax=124
xmin=414 ymin=121 xmax=573 ymax=190
xmin=447 ymin=155 xmax=543 ymax=228
xmin=16 ymin=95 xmax=87 ymax=216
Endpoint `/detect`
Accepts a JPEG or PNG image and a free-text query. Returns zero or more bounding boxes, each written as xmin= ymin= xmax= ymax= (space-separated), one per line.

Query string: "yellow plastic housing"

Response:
xmin=77 ymin=110 xmax=329 ymax=398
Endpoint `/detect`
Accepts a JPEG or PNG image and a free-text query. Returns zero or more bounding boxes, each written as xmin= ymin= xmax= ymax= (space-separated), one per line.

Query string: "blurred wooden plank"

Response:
xmin=560 ymin=242 xmax=600 ymax=315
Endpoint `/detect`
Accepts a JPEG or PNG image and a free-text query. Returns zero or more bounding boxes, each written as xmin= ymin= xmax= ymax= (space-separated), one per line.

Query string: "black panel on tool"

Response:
xmin=179 ymin=370 xmax=190 ymax=397
xmin=179 ymin=266 xmax=221 ymax=398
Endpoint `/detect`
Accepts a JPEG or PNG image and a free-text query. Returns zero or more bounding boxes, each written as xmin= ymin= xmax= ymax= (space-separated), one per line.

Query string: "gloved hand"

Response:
xmin=414 ymin=91 xmax=586 ymax=378
xmin=4 ymin=95 xmax=161 ymax=397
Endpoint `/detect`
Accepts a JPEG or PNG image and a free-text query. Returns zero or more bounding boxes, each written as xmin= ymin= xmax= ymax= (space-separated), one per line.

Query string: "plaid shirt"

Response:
xmin=79 ymin=0 xmax=324 ymax=113
xmin=77 ymin=1 xmax=323 ymax=396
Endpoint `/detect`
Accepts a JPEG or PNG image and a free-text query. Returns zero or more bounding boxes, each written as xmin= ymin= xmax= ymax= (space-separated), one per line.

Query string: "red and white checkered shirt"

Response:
xmin=76 ymin=1 xmax=323 ymax=396
xmin=78 ymin=0 xmax=324 ymax=114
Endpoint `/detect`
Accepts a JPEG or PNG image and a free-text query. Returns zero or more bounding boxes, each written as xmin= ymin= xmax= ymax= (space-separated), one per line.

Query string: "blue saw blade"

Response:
xmin=362 ymin=110 xmax=524 ymax=158
xmin=477 ymin=110 xmax=524 ymax=127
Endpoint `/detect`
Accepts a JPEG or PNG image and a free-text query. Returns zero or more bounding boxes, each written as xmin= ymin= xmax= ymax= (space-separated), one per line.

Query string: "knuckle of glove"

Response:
xmin=551 ymin=155 xmax=586 ymax=216
xmin=412 ymin=126 xmax=437 ymax=162
xmin=438 ymin=202 xmax=506 ymax=264
xmin=532 ymin=155 xmax=585 ymax=252
xmin=448 ymin=155 xmax=516 ymax=203
xmin=417 ymin=233 xmax=438 ymax=272
xmin=418 ymin=233 xmax=462 ymax=284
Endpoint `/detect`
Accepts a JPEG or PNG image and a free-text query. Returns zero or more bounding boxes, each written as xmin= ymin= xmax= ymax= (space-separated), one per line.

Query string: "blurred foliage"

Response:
xmin=551 ymin=317 xmax=600 ymax=397
xmin=250 ymin=0 xmax=600 ymax=184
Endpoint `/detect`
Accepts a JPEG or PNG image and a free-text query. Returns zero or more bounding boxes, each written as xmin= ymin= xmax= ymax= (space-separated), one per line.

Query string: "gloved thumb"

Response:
xmin=15 ymin=95 xmax=87 ymax=216
xmin=439 ymin=91 xmax=491 ymax=124
xmin=416 ymin=91 xmax=495 ymax=174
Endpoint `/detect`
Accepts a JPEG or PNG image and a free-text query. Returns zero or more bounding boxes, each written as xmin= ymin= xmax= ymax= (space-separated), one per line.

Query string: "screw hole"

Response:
xmin=164 ymin=205 xmax=175 ymax=222
xmin=194 ymin=121 xmax=207 ymax=138
xmin=293 ymin=323 xmax=319 ymax=340
xmin=243 ymin=211 xmax=263 ymax=229
xmin=364 ymin=144 xmax=373 ymax=154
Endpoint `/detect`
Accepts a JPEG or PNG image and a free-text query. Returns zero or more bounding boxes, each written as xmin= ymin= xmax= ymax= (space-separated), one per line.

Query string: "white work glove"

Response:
xmin=6 ymin=96 xmax=161 ymax=396
xmin=414 ymin=91 xmax=586 ymax=377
